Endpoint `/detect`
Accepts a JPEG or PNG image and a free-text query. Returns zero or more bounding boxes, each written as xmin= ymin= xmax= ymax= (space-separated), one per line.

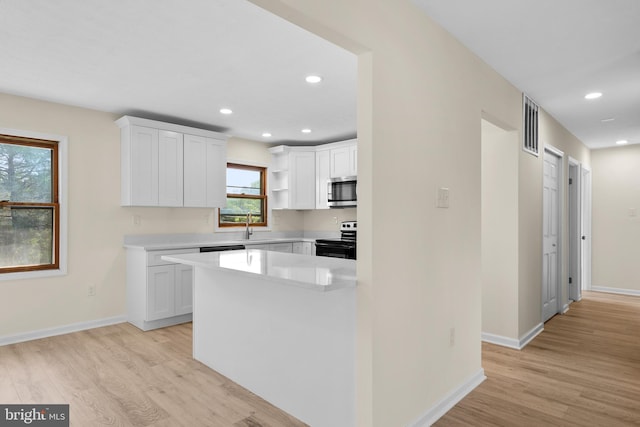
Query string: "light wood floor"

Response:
xmin=3 ymin=292 xmax=639 ymax=427
xmin=0 ymin=321 xmax=307 ymax=427
xmin=436 ymin=291 xmax=640 ymax=426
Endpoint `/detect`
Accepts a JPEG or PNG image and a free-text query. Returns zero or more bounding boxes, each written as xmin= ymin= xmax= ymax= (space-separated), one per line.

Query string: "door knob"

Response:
xmin=581 ymin=236 xmax=586 ymax=240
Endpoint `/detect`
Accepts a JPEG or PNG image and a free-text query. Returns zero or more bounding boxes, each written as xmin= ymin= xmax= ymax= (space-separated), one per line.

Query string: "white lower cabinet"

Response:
xmin=127 ymin=248 xmax=196 ymax=331
xmin=174 ymin=264 xmax=194 ymax=315
xmin=147 ymin=263 xmax=194 ymax=321
xmin=268 ymin=242 xmax=293 ymax=253
xmin=293 ymin=241 xmax=314 ymax=255
xmin=246 ymin=242 xmax=299 ymax=253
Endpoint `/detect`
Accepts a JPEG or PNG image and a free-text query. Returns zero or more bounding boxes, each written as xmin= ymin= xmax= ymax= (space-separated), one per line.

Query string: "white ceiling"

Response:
xmin=413 ymin=0 xmax=640 ymax=149
xmin=3 ymin=1 xmax=638 ymax=150
xmin=0 ymin=0 xmax=357 ymax=146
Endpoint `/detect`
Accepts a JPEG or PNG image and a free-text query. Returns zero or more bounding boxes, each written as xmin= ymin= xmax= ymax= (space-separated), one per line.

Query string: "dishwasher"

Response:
xmin=199 ymin=245 xmax=246 ymax=253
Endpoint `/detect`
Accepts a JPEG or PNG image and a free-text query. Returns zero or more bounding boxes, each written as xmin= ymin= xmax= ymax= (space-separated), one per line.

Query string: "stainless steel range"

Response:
xmin=315 ymin=221 xmax=357 ymax=260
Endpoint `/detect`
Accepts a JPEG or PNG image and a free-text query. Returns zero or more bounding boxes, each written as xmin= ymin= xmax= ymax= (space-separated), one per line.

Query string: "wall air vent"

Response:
xmin=523 ymin=94 xmax=539 ymax=156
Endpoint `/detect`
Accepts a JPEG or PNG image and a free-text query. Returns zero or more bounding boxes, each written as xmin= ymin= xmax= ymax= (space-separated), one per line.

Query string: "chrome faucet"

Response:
xmin=245 ymin=213 xmax=253 ymax=240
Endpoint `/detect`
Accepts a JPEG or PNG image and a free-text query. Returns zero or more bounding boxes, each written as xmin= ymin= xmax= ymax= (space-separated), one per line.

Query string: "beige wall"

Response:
xmin=591 ymin=144 xmax=640 ymax=292
xmin=250 ymin=1 xmax=523 ymax=425
xmin=1 ymin=92 xmax=129 ymax=337
xmin=0 ymin=93 xmax=316 ymax=339
xmin=515 ymin=110 xmax=590 ymax=339
xmin=479 ymin=108 xmax=592 ymax=344
xmin=538 ymin=111 xmax=591 ymax=315
xmin=249 ymin=1 xmax=596 ymax=425
xmin=481 ymin=120 xmax=519 ymax=339
xmin=1 ymin=1 xmax=596 ymax=425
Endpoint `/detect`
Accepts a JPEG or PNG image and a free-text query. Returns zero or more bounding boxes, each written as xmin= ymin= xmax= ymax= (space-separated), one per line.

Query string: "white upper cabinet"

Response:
xmin=330 ymin=146 xmax=351 ymax=178
xmin=269 ymin=146 xmax=316 ymax=210
xmin=124 ymin=125 xmax=159 ymax=206
xmin=329 ymin=139 xmax=357 ymax=178
xmin=271 ymin=139 xmax=357 ymax=210
xmin=117 ymin=116 xmax=227 ymax=207
xmin=183 ymin=135 xmax=226 ymax=207
xmin=158 ymin=130 xmax=184 ymax=207
xmin=289 ymin=151 xmax=316 ymax=209
xmin=349 ymin=143 xmax=357 ymax=176
xmin=315 ymin=149 xmax=331 ymax=209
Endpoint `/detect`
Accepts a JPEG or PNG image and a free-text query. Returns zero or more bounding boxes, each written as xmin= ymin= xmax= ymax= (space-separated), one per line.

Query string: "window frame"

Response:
xmin=0 ymin=129 xmax=67 ymax=281
xmin=218 ymin=162 xmax=268 ymax=228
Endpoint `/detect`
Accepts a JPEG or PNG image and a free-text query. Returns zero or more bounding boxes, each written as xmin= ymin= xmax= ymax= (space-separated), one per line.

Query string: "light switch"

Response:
xmin=437 ymin=187 xmax=450 ymax=208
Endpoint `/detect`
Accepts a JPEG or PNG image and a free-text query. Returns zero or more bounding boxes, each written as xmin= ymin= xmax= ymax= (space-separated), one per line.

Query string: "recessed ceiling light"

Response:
xmin=616 ymin=140 xmax=628 ymax=145
xmin=220 ymin=108 xmax=233 ymax=115
xmin=301 ymin=128 xmax=312 ymax=134
xmin=584 ymin=92 xmax=602 ymax=100
xmin=305 ymin=75 xmax=322 ymax=84
xmin=601 ymin=118 xmax=615 ymax=123
xmin=262 ymin=132 xmax=272 ymax=138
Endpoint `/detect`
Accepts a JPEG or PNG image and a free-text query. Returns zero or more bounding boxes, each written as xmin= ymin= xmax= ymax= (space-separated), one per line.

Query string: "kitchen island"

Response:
xmin=162 ymin=249 xmax=356 ymax=427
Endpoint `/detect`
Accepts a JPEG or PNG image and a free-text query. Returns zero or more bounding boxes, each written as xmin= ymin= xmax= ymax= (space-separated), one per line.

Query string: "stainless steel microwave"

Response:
xmin=327 ymin=176 xmax=357 ymax=208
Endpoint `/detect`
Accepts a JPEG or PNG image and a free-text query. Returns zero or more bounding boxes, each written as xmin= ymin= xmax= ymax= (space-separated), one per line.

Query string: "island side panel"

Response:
xmin=193 ymin=266 xmax=356 ymax=427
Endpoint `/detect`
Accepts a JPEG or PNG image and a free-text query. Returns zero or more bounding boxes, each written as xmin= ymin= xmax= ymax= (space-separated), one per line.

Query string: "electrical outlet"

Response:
xmin=449 ymin=327 xmax=455 ymax=347
xmin=88 ymin=284 xmax=96 ymax=296
xmin=133 ymin=215 xmax=141 ymax=226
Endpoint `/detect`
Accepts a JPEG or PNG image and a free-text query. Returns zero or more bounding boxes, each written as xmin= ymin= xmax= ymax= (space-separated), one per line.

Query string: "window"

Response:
xmin=0 ymin=134 xmax=60 ymax=273
xmin=523 ymin=94 xmax=539 ymax=156
xmin=218 ymin=163 xmax=267 ymax=227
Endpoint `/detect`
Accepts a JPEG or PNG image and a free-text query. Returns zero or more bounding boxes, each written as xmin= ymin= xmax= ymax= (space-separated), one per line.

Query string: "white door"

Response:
xmin=543 ymin=151 xmax=560 ymax=322
xmin=568 ymin=161 xmax=581 ymax=302
xmin=581 ymin=167 xmax=592 ymax=291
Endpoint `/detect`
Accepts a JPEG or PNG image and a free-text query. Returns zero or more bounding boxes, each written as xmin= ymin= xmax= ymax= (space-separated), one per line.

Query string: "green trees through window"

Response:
xmin=219 ymin=163 xmax=267 ymax=226
xmin=0 ymin=135 xmax=59 ymax=272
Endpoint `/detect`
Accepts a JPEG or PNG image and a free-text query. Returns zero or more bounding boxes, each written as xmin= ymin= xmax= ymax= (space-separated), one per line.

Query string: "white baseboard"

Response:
xmin=518 ymin=322 xmax=544 ymax=348
xmin=481 ymin=322 xmax=543 ymax=350
xmin=0 ymin=315 xmax=127 ymax=347
xmin=408 ymin=369 xmax=486 ymax=427
xmin=591 ymin=286 xmax=640 ymax=297
xmin=481 ymin=332 xmax=520 ymax=349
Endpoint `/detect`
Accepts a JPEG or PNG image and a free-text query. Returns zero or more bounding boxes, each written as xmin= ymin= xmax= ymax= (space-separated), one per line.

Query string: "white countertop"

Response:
xmin=163 ymin=250 xmax=356 ymax=292
xmin=123 ymin=232 xmax=335 ymax=251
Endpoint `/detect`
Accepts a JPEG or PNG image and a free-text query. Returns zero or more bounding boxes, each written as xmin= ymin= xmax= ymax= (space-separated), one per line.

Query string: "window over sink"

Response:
xmin=218 ymin=163 xmax=267 ymax=227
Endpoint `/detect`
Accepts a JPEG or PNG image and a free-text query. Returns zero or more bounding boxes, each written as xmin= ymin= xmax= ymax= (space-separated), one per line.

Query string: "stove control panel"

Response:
xmin=340 ymin=221 xmax=357 ymax=231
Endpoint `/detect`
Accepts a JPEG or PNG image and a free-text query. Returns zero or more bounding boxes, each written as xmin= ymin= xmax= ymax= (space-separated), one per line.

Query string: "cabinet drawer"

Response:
xmin=268 ymin=243 xmax=293 ymax=253
xmin=147 ymin=248 xmax=198 ymax=266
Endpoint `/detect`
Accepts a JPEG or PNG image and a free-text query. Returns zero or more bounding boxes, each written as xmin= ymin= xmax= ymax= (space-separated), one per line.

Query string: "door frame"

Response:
xmin=543 ymin=146 xmax=564 ymax=320
xmin=581 ymin=165 xmax=592 ymax=291
xmin=567 ymin=157 xmax=582 ymax=302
